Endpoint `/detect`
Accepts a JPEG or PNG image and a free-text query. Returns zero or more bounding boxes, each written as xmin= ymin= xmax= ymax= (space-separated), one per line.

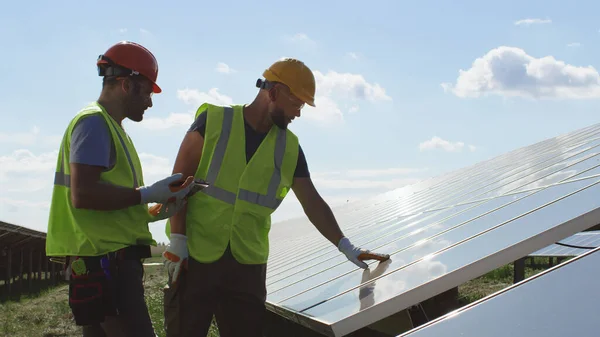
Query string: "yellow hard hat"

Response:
xmin=261 ymin=58 xmax=316 ymax=107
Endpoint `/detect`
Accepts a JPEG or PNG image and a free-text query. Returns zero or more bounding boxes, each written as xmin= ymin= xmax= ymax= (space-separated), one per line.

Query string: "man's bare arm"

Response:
xmin=292 ymin=176 xmax=344 ymax=246
xmin=70 ymin=163 xmax=141 ymax=210
xmin=169 ymin=131 xmax=205 ymax=235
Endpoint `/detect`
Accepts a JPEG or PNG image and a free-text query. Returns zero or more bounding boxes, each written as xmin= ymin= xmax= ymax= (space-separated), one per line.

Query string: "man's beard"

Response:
xmin=271 ymin=108 xmax=288 ymax=129
xmin=124 ymin=96 xmax=146 ymax=122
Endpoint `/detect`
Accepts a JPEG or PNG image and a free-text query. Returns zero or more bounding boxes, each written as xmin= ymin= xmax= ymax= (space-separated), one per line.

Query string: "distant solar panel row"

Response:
xmin=530 ymin=231 xmax=600 ymax=257
xmin=398 ymin=246 xmax=600 ymax=337
xmin=267 ymin=123 xmax=600 ymax=336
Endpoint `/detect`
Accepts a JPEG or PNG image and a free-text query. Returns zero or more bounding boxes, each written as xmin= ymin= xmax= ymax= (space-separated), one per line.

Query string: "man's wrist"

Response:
xmin=338 ymin=236 xmax=351 ymax=251
xmin=170 ymin=233 xmax=187 ymax=242
xmin=138 ymin=186 xmax=150 ymax=204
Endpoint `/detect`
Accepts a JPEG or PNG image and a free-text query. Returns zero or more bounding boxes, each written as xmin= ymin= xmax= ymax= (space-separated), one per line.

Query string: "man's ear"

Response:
xmin=121 ymin=77 xmax=130 ymax=94
xmin=122 ymin=77 xmax=138 ymax=95
xmin=268 ymin=87 xmax=278 ymax=102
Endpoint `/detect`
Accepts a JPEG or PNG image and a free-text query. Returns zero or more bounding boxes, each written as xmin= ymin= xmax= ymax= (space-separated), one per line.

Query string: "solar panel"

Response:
xmin=266 ymin=123 xmax=600 ymax=336
xmin=530 ymin=230 xmax=600 ymax=257
xmin=397 ymin=245 xmax=600 ymax=337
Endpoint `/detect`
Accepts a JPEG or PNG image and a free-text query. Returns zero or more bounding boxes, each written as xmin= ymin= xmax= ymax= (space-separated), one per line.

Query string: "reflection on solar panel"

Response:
xmin=530 ymin=231 xmax=600 ymax=257
xmin=266 ymin=123 xmax=600 ymax=337
xmin=397 ymin=246 xmax=600 ymax=337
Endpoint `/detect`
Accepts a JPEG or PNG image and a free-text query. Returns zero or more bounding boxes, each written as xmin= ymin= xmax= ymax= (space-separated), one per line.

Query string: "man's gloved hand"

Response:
xmin=138 ymin=173 xmax=194 ymax=205
xmin=162 ymin=233 xmax=189 ymax=284
xmin=147 ymin=198 xmax=187 ymax=222
xmin=338 ymin=237 xmax=390 ymax=269
xmin=338 ymin=237 xmax=369 ymax=269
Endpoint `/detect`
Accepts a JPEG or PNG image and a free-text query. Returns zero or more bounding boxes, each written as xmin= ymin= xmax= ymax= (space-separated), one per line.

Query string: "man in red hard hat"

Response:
xmin=46 ymin=41 xmax=195 ymax=337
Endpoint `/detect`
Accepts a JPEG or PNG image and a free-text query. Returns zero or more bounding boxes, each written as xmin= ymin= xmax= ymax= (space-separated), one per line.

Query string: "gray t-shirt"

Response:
xmin=69 ymin=115 xmax=116 ymax=170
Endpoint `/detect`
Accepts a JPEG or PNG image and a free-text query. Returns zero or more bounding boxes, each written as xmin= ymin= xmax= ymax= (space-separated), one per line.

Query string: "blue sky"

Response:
xmin=2 ymin=0 xmax=600 ymax=244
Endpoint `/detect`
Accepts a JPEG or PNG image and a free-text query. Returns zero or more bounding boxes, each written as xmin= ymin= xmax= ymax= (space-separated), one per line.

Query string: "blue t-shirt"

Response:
xmin=69 ymin=115 xmax=116 ymax=169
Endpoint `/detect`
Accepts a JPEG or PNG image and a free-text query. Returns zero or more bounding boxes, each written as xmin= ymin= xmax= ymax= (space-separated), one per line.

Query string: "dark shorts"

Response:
xmin=67 ymin=245 xmax=155 ymax=337
xmin=164 ymin=245 xmax=267 ymax=337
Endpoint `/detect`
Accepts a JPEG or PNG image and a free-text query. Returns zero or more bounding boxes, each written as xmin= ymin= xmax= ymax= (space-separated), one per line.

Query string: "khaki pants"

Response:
xmin=164 ymin=246 xmax=267 ymax=337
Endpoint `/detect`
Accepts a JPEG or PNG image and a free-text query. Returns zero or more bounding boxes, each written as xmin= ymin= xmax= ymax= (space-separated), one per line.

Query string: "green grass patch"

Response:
xmin=458 ymin=260 xmax=549 ymax=305
xmin=0 ymin=261 xmax=220 ymax=337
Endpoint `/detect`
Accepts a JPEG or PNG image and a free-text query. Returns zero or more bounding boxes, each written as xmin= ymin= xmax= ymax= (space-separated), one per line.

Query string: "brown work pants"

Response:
xmin=68 ymin=255 xmax=155 ymax=337
xmin=164 ymin=246 xmax=267 ymax=337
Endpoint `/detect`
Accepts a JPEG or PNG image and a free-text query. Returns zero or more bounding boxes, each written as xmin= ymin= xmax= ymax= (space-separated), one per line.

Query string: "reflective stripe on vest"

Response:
xmin=201 ymin=107 xmax=287 ymax=209
xmin=53 ymin=114 xmax=140 ymax=189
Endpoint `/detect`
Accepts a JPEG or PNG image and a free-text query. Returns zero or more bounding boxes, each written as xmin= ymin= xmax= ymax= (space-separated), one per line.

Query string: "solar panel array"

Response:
xmin=530 ymin=230 xmax=600 ymax=257
xmin=398 ymin=246 xmax=600 ymax=337
xmin=266 ymin=123 xmax=600 ymax=336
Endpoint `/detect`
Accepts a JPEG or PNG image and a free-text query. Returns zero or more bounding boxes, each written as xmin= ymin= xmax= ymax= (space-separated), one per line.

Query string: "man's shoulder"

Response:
xmin=195 ymin=102 xmax=239 ymax=116
xmin=72 ymin=114 xmax=107 ymax=132
xmin=70 ymin=114 xmax=114 ymax=148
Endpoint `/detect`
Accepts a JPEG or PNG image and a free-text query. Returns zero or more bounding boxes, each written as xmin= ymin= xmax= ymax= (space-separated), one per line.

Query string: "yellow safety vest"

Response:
xmin=45 ymin=102 xmax=155 ymax=257
xmin=166 ymin=103 xmax=299 ymax=264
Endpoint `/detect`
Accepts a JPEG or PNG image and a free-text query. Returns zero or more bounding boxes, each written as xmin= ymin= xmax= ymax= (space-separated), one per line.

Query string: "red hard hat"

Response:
xmin=97 ymin=41 xmax=162 ymax=94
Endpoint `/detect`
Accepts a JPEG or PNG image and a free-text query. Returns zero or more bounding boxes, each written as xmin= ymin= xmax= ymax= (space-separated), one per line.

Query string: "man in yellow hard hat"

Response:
xmin=162 ymin=58 xmax=385 ymax=337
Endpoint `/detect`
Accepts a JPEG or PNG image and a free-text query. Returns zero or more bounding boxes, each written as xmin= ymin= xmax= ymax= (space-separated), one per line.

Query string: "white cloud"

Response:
xmin=0 ymin=149 xmax=79 ymax=195
xmin=314 ymin=70 xmax=391 ymax=102
xmin=514 ymin=18 xmax=551 ymax=26
xmin=140 ymin=112 xmax=193 ymax=130
xmin=285 ymin=33 xmax=316 ymax=46
xmin=302 ymin=96 xmax=343 ymax=124
xmin=139 ymin=88 xmax=233 ymax=130
xmin=347 ymin=52 xmax=359 ymax=60
xmin=0 ymin=149 xmax=57 ymax=181
xmin=138 ymin=153 xmax=172 ymax=181
xmin=0 ymin=149 xmax=57 ymax=232
xmin=177 ymin=88 xmax=233 ymax=106
xmin=0 ymin=126 xmax=61 ymax=149
xmin=140 ymin=28 xmax=151 ymax=34
xmin=119 ymin=28 xmax=127 ymax=34
xmin=0 ymin=126 xmax=39 ymax=146
xmin=441 ymin=46 xmax=600 ymax=99
xmin=215 ymin=62 xmax=236 ymax=74
xmin=419 ymin=136 xmax=476 ymax=153
xmin=302 ymin=70 xmax=392 ymax=124
xmin=567 ymin=42 xmax=582 ymax=48
xmin=0 ymin=198 xmax=50 ymax=210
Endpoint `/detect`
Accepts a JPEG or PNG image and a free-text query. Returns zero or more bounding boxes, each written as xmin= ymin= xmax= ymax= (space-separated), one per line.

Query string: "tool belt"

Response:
xmin=67 ymin=245 xmax=151 ymax=326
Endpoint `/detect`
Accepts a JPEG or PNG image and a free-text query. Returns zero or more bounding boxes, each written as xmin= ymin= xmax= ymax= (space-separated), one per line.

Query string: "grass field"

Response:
xmin=0 ymin=257 xmax=554 ymax=337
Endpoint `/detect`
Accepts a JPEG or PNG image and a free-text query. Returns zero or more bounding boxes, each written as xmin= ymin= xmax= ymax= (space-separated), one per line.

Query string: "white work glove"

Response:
xmin=162 ymin=233 xmax=189 ymax=284
xmin=138 ymin=173 xmax=194 ymax=205
xmin=147 ymin=198 xmax=187 ymax=222
xmin=338 ymin=237 xmax=370 ymax=269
